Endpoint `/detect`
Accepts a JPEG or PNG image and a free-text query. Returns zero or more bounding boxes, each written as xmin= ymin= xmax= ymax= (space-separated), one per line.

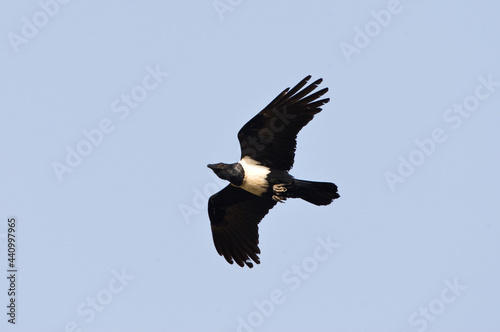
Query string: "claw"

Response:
xmin=272 ymin=184 xmax=289 ymax=203
xmin=272 ymin=195 xmax=286 ymax=203
xmin=273 ymin=184 xmax=288 ymax=193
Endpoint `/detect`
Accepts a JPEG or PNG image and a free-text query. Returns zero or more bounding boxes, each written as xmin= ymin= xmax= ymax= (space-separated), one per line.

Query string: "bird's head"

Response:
xmin=207 ymin=163 xmax=231 ymax=181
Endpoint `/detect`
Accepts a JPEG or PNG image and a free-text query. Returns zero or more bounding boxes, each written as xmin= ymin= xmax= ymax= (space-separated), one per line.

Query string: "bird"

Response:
xmin=207 ymin=75 xmax=339 ymax=268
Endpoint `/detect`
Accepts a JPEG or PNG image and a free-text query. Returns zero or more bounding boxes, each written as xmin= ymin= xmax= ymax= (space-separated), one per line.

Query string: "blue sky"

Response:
xmin=1 ymin=1 xmax=499 ymax=331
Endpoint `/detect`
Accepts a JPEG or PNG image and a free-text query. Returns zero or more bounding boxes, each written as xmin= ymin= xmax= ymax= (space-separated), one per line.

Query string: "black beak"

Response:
xmin=207 ymin=164 xmax=217 ymax=170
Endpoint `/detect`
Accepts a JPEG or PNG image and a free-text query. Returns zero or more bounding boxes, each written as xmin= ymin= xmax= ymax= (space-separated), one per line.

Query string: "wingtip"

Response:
xmin=295 ymin=75 xmax=312 ymax=87
xmin=311 ymin=77 xmax=323 ymax=86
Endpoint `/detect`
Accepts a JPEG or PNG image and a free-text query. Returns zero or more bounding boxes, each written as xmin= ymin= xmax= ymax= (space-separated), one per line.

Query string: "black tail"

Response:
xmin=293 ymin=180 xmax=340 ymax=206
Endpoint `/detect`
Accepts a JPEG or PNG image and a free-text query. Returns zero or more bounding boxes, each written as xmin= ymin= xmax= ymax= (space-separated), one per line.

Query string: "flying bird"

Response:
xmin=207 ymin=75 xmax=339 ymax=268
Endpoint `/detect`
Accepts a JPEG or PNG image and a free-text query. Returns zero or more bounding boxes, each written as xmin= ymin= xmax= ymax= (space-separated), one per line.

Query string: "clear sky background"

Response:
xmin=1 ymin=1 xmax=499 ymax=331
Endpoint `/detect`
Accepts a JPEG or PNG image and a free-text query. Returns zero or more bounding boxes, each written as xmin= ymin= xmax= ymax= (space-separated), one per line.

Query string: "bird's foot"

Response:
xmin=273 ymin=184 xmax=288 ymax=193
xmin=272 ymin=195 xmax=287 ymax=203
xmin=272 ymin=184 xmax=289 ymax=203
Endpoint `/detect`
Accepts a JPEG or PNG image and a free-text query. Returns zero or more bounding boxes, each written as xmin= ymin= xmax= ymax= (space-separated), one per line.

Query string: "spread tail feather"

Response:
xmin=293 ymin=180 xmax=340 ymax=206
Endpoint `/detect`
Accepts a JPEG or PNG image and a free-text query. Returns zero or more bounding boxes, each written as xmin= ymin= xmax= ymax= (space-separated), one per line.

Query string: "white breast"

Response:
xmin=238 ymin=156 xmax=270 ymax=196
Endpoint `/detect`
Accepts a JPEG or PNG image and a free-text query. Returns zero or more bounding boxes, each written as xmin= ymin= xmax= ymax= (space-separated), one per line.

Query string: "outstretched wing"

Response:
xmin=208 ymin=185 xmax=277 ymax=268
xmin=238 ymin=75 xmax=329 ymax=171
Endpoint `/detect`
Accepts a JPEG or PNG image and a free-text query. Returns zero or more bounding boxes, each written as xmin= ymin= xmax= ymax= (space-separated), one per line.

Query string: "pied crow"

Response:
xmin=207 ymin=75 xmax=339 ymax=268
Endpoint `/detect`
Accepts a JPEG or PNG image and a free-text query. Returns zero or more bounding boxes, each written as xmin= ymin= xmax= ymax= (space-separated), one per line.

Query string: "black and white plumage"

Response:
xmin=207 ymin=76 xmax=340 ymax=268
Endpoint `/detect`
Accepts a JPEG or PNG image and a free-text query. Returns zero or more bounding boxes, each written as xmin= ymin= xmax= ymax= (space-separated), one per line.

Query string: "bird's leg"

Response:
xmin=272 ymin=184 xmax=289 ymax=203
xmin=273 ymin=184 xmax=288 ymax=193
xmin=272 ymin=195 xmax=286 ymax=203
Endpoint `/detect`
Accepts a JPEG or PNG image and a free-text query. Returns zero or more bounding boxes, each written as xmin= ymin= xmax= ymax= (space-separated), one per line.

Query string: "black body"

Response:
xmin=207 ymin=76 xmax=339 ymax=268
